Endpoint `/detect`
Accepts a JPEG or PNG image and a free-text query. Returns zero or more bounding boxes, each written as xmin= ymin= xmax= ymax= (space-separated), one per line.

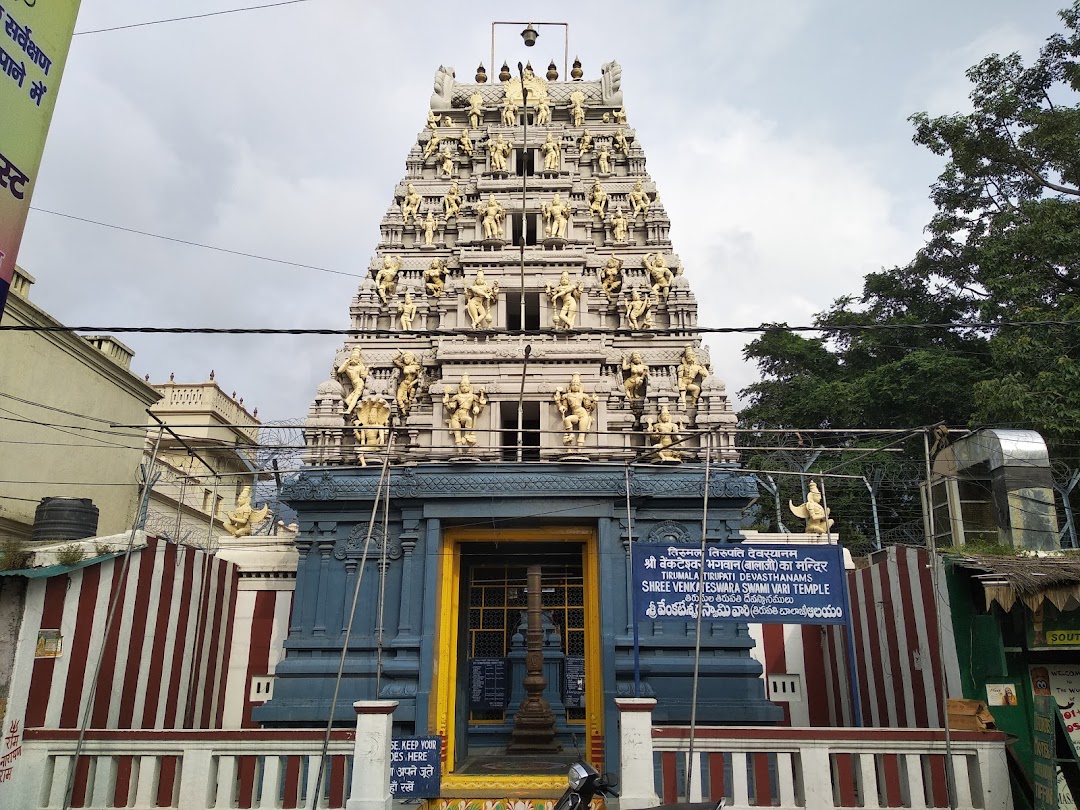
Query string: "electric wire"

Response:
xmin=73 ymin=0 xmax=318 ymax=36
xmin=3 ymin=320 xmax=1079 ymax=336
xmin=29 ymin=207 xmax=364 ymax=279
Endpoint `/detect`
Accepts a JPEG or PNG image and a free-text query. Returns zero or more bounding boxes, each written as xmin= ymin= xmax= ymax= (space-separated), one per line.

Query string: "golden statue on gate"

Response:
xmin=789 ymin=481 xmax=835 ymax=535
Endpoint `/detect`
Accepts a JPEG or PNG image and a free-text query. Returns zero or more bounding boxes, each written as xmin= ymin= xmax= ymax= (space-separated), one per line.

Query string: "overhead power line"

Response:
xmin=29 ymin=207 xmax=363 ymax=279
xmin=73 ymin=0 xmax=317 ymax=36
xmin=2 ymin=321 xmax=1077 ymax=337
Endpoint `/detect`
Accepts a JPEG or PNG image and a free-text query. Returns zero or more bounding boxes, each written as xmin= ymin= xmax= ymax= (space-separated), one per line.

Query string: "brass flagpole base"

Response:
xmin=507 ymin=564 xmax=561 ymax=753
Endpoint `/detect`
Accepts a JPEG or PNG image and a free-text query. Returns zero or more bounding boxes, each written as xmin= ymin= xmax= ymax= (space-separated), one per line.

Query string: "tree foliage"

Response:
xmin=739 ymin=4 xmax=1080 ymax=541
xmin=742 ymin=3 xmax=1080 ymax=452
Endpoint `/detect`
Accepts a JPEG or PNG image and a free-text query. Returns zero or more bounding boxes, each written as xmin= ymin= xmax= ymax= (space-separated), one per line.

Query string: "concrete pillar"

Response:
xmin=346 ymin=700 xmax=398 ymax=810
xmin=615 ymin=697 xmax=660 ymax=809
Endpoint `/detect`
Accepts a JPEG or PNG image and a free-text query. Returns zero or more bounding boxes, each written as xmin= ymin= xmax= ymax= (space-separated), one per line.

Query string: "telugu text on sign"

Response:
xmin=631 ymin=543 xmax=847 ymax=624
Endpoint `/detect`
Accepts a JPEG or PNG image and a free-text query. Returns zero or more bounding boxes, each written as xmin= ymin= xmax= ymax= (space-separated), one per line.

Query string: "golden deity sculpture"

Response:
xmin=676 ymin=345 xmax=710 ymax=408
xmin=505 ymin=63 xmax=548 ymax=105
xmin=401 ymin=183 xmax=422 ymax=225
xmin=422 ymin=129 xmax=441 ymax=159
xmin=420 ymin=210 xmax=439 ymax=246
xmin=468 ymin=91 xmax=483 ymax=128
xmin=353 ymin=398 xmax=391 ymax=468
xmin=501 ymin=95 xmax=519 ymax=126
xmin=443 ymin=180 xmax=462 ymax=219
xmin=375 ymin=255 xmax=402 ymax=305
xmin=579 ymin=129 xmax=593 ymax=154
xmin=600 ymin=255 xmax=624 ymax=300
xmin=426 ymin=109 xmax=439 ymax=129
xmin=647 ymin=406 xmax=683 ymax=463
xmin=393 ymin=350 xmax=422 ymax=417
xmin=424 ymin=258 xmax=448 ymax=298
xmin=597 ymin=144 xmax=611 ymax=174
xmin=488 ymin=133 xmax=511 ymax=172
xmin=643 ymin=252 xmax=673 ymax=301
xmin=465 ymin=269 xmax=499 ymax=328
xmin=614 ymin=128 xmax=629 ymax=156
xmin=444 ymin=374 xmax=488 ymax=447
xmin=398 ymin=288 xmax=418 ymax=330
xmin=546 ymin=270 xmax=585 ymax=330
xmin=622 ymin=351 xmax=650 ymax=401
xmin=458 ymin=128 xmax=474 ymax=156
xmin=569 ymin=89 xmax=586 ymax=127
xmin=536 ymin=95 xmax=551 ymax=125
xmin=609 ymin=205 xmax=629 ymax=242
xmin=223 ymin=486 xmax=271 ymax=537
xmin=541 ymin=132 xmax=561 ymax=172
xmin=479 ymin=194 xmax=506 ymax=240
xmin=613 ymin=107 xmax=628 ymax=124
xmin=554 ymin=373 xmax=595 ymax=447
xmin=587 ymin=179 xmax=607 ymax=218
xmin=437 ymin=145 xmax=455 ymax=178
xmin=789 ymin=481 xmax=835 ymax=535
xmin=337 ymin=346 xmax=369 ymax=415
xmin=623 ymin=286 xmax=654 ymax=330
xmin=629 ymin=179 xmax=651 ymax=219
xmin=542 ymin=193 xmax=573 ymax=239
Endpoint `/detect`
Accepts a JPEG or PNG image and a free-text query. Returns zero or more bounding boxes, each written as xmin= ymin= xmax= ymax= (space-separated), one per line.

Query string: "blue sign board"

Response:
xmin=632 ymin=542 xmax=847 ymax=624
xmin=390 ymin=736 xmax=441 ymax=798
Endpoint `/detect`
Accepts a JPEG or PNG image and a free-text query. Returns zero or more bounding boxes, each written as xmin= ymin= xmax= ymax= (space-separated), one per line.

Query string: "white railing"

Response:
xmin=8 ymin=730 xmax=355 ymax=809
xmin=617 ymin=699 xmax=1013 ymax=810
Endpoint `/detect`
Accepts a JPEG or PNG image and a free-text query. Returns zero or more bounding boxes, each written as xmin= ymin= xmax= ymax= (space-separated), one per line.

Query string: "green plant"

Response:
xmin=0 ymin=538 xmax=32 ymax=571
xmin=938 ymin=541 xmax=1022 ymax=557
xmin=55 ymin=544 xmax=85 ymax=566
xmin=94 ymin=543 xmax=113 ymax=556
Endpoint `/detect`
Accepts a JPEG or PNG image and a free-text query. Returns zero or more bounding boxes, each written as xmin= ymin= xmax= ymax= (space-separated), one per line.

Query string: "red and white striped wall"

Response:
xmin=749 ymin=545 xmax=962 ymax=729
xmin=840 ymin=545 xmax=962 ymax=728
xmin=221 ymin=584 xmax=293 ymax=728
xmin=8 ymin=537 xmax=245 ymax=731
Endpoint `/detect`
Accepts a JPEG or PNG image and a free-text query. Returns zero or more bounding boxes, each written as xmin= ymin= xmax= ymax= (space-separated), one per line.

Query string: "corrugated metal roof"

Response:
xmin=0 ymin=551 xmax=126 ymax=578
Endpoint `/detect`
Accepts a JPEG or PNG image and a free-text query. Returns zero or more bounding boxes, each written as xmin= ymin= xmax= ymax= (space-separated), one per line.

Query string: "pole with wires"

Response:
xmin=61 ymin=424 xmax=165 ymax=810
xmin=923 ymin=430 xmax=957 ymax=810
xmin=311 ymin=426 xmax=395 ymax=805
xmin=624 ymin=463 xmax=641 ymax=697
xmin=819 ymin=477 xmax=864 ymax=727
xmin=375 ymin=454 xmax=392 ymax=696
xmin=684 ymin=432 xmax=712 ymax=800
xmin=516 ymin=61 xmax=530 ymax=461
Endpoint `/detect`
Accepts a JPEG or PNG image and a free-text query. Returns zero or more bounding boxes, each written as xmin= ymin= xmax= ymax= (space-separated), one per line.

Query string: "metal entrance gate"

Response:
xmin=460 ymin=547 xmax=587 ymax=753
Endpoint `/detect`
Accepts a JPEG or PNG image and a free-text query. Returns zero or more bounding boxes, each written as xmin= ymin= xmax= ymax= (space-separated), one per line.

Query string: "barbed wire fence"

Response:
xmin=251 ymin=418 xmax=305 ymax=534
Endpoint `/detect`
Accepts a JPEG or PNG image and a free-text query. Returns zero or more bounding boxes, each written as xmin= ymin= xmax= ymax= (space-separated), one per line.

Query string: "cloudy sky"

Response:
xmin=16 ymin=0 xmax=1069 ymax=425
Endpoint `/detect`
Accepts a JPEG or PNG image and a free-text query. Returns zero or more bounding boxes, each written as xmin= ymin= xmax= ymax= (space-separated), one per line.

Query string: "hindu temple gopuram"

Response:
xmin=257 ymin=51 xmax=783 ymax=771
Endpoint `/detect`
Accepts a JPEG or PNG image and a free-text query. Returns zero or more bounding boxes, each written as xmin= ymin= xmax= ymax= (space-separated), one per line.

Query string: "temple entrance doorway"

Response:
xmin=433 ymin=526 xmax=604 ymax=780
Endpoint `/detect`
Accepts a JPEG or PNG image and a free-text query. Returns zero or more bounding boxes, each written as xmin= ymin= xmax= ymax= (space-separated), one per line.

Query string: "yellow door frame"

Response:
xmin=430 ymin=525 xmax=604 ymax=777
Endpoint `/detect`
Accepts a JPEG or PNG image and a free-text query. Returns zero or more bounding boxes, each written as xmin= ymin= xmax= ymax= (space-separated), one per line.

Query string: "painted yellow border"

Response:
xmin=432 ymin=525 xmax=604 ymax=776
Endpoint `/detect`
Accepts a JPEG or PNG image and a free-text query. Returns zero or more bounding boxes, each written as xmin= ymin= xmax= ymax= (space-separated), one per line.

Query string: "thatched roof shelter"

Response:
xmin=949 ymin=554 xmax=1080 ymax=612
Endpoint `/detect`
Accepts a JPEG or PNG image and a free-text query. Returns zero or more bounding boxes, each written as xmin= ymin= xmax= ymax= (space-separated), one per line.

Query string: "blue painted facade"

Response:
xmin=255 ymin=461 xmax=782 ymax=762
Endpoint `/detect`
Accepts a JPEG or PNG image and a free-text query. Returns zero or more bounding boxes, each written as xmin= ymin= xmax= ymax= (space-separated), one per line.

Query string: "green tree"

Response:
xmin=740 ymin=3 xmax=1080 ymax=538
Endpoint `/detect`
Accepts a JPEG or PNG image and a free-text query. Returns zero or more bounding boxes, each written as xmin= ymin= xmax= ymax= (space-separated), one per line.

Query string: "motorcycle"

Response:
xmin=553 ymin=762 xmax=725 ymax=810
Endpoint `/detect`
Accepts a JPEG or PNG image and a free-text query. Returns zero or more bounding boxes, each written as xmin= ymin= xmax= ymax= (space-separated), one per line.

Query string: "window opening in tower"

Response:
xmin=514 ymin=148 xmax=536 ymax=176
xmin=500 ymin=400 xmax=540 ymax=461
xmin=511 ymin=213 xmax=539 ymax=246
xmin=506 ymin=291 xmax=541 ymax=331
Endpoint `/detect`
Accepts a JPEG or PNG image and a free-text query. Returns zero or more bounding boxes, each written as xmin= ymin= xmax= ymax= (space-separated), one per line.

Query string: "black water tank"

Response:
xmin=32 ymin=497 xmax=100 ymax=542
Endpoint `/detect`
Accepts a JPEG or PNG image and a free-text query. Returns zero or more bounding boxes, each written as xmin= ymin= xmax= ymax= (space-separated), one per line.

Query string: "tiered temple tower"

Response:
xmin=259 ymin=57 xmax=780 ymax=776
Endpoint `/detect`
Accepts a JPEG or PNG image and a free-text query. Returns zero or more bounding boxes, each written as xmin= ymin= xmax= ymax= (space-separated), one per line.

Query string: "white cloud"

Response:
xmin=654 ymin=104 xmax=922 ymax=403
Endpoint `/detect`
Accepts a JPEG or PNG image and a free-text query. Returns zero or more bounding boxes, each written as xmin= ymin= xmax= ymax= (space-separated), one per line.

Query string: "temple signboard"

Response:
xmin=632 ymin=543 xmax=847 ymax=624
